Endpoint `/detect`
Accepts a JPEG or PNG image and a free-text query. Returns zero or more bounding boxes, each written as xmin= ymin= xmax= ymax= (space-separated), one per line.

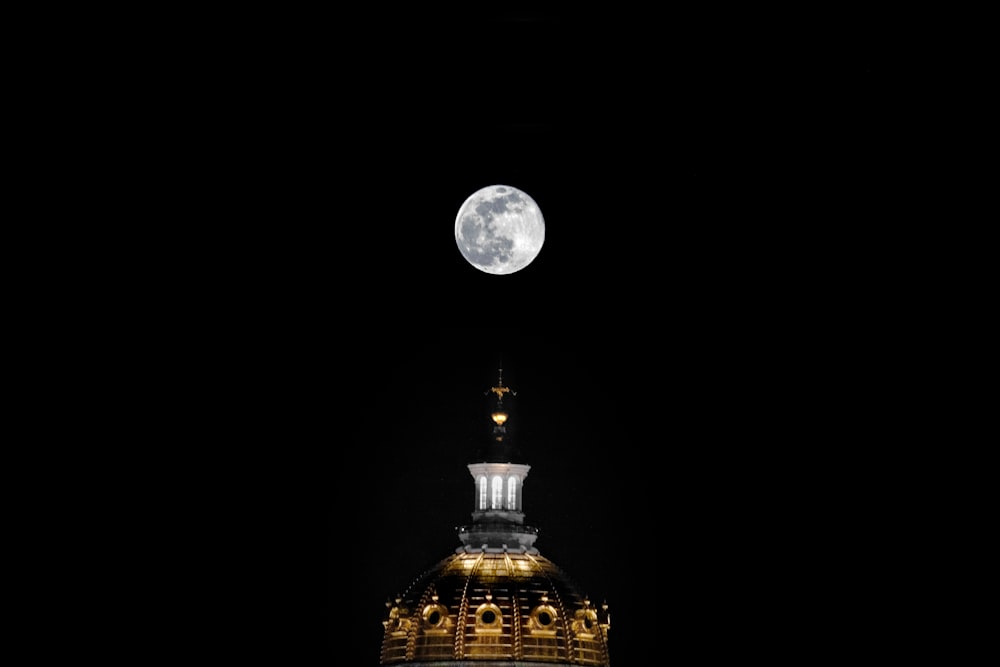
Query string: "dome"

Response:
xmin=380 ymin=546 xmax=610 ymax=665
xmin=379 ymin=367 xmax=611 ymax=665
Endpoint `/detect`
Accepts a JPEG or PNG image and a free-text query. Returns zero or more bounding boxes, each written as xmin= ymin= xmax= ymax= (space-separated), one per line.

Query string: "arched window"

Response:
xmin=491 ymin=475 xmax=503 ymax=509
xmin=507 ymin=475 xmax=519 ymax=510
xmin=478 ymin=476 xmax=487 ymax=510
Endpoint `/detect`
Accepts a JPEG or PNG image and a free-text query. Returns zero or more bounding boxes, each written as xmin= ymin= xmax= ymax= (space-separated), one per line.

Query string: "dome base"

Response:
xmin=457 ymin=522 xmax=539 ymax=549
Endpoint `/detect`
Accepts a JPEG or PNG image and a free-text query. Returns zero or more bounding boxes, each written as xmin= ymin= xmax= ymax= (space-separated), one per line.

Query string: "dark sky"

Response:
xmin=310 ymin=15 xmax=894 ymax=663
xmin=159 ymin=11 xmax=900 ymax=665
xmin=282 ymin=11 xmax=894 ymax=329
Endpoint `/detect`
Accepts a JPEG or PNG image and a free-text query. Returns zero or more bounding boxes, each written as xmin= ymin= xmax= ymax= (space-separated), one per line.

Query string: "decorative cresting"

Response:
xmin=380 ymin=366 xmax=610 ymax=665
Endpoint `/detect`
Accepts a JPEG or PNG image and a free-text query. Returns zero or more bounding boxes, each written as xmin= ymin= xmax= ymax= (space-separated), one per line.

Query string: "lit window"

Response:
xmin=479 ymin=476 xmax=487 ymax=510
xmin=491 ymin=475 xmax=503 ymax=509
xmin=507 ymin=475 xmax=519 ymax=510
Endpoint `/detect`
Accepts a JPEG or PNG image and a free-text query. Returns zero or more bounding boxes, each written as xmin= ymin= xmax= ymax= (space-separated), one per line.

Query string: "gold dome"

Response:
xmin=380 ymin=547 xmax=610 ymax=665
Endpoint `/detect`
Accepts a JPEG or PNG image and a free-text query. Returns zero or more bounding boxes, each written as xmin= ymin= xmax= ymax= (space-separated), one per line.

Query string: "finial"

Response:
xmin=487 ymin=363 xmax=516 ymax=402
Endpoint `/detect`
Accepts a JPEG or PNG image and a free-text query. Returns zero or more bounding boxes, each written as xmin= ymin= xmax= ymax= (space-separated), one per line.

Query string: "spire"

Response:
xmin=487 ymin=363 xmax=516 ymax=404
xmin=459 ymin=363 xmax=537 ymax=550
xmin=486 ymin=364 xmax=516 ymax=445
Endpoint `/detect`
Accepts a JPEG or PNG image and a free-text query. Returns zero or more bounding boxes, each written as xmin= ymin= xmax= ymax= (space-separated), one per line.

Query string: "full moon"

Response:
xmin=455 ymin=184 xmax=545 ymax=275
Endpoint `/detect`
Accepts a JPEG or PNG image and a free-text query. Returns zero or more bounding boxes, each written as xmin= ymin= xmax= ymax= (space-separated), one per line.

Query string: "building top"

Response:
xmin=379 ymin=365 xmax=611 ymax=665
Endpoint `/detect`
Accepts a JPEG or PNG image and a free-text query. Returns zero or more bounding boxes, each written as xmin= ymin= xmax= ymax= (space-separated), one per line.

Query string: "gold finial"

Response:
xmin=488 ymin=364 xmax=516 ymax=401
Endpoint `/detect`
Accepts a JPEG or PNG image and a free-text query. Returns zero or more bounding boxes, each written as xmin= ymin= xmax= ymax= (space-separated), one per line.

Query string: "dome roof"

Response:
xmin=380 ymin=546 xmax=610 ymax=666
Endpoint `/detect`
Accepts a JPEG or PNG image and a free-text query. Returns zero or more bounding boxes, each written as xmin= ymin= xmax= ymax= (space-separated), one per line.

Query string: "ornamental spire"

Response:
xmin=461 ymin=362 xmax=536 ymax=549
xmin=487 ymin=363 xmax=516 ymax=404
xmin=487 ymin=363 xmax=516 ymax=430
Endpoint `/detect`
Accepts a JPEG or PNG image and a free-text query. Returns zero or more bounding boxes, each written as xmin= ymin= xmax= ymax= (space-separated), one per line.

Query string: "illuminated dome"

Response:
xmin=379 ymin=368 xmax=611 ymax=666
xmin=380 ymin=549 xmax=610 ymax=665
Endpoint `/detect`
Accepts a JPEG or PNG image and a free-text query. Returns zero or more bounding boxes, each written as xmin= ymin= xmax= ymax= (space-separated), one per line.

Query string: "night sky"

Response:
xmin=308 ymin=14 xmax=894 ymax=665
xmin=163 ymin=11 xmax=899 ymax=665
